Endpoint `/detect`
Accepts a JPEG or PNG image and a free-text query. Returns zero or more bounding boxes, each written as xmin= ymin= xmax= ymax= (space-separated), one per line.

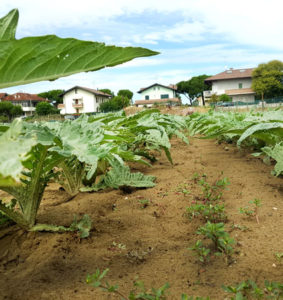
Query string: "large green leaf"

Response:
xmin=261 ymin=143 xmax=283 ymax=176
xmin=81 ymin=164 xmax=156 ymax=191
xmin=0 ymin=9 xmax=159 ymax=89
xmin=0 ymin=119 xmax=36 ymax=185
xmin=0 ymin=8 xmax=18 ymax=40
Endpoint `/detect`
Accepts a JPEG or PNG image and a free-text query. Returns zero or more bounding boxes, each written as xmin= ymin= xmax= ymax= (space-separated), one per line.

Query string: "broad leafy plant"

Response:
xmin=0 ymin=8 xmax=158 ymax=232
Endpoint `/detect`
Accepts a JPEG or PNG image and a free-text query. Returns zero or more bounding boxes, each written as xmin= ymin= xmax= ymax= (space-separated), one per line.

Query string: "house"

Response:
xmin=58 ymin=86 xmax=112 ymax=115
xmin=1 ymin=93 xmax=48 ymax=116
xmin=134 ymin=83 xmax=181 ymax=107
xmin=204 ymin=68 xmax=255 ymax=103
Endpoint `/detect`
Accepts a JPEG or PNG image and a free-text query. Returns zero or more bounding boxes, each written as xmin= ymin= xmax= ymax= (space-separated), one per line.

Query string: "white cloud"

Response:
xmin=1 ymin=0 xmax=282 ymax=49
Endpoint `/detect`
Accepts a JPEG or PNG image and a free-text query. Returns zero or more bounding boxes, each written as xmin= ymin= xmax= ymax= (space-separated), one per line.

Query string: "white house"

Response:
xmin=1 ymin=92 xmax=48 ymax=116
xmin=134 ymin=83 xmax=181 ymax=107
xmin=58 ymin=86 xmax=112 ymax=115
xmin=204 ymin=68 xmax=255 ymax=103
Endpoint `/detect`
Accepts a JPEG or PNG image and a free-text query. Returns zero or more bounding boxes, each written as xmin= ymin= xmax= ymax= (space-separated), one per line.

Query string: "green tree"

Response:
xmin=252 ymin=60 xmax=283 ymax=100
xmin=177 ymin=75 xmax=211 ymax=105
xmin=100 ymin=95 xmax=130 ymax=112
xmin=99 ymin=89 xmax=115 ymax=97
xmin=118 ymin=89 xmax=133 ymax=100
xmin=35 ymin=102 xmax=57 ymax=115
xmin=218 ymin=94 xmax=232 ymax=102
xmin=0 ymin=102 xmax=23 ymax=121
xmin=38 ymin=89 xmax=64 ymax=104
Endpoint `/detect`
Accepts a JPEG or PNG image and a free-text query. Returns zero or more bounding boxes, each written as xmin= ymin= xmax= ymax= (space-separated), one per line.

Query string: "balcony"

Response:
xmin=203 ymin=90 xmax=213 ymax=98
xmin=72 ymin=103 xmax=83 ymax=108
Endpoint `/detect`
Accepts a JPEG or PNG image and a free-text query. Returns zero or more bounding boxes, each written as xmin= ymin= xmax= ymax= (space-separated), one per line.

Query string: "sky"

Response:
xmin=1 ymin=0 xmax=283 ymax=103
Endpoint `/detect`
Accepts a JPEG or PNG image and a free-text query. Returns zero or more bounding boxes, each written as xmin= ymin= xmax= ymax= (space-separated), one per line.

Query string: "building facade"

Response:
xmin=1 ymin=93 xmax=48 ymax=116
xmin=58 ymin=86 xmax=112 ymax=115
xmin=204 ymin=68 xmax=255 ymax=103
xmin=135 ymin=83 xmax=181 ymax=107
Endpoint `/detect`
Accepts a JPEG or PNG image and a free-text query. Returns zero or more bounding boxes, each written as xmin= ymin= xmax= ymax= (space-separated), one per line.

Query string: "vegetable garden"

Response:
xmin=0 ymin=8 xmax=283 ymax=300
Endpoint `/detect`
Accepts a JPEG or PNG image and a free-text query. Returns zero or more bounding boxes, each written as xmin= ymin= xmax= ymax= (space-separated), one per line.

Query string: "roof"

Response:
xmin=0 ymin=93 xmax=8 ymax=99
xmin=3 ymin=93 xmax=47 ymax=102
xmin=60 ymin=86 xmax=112 ymax=97
xmin=137 ymin=83 xmax=177 ymax=93
xmin=135 ymin=98 xmax=181 ymax=105
xmin=205 ymin=68 xmax=254 ymax=82
xmin=225 ymin=88 xmax=255 ymax=96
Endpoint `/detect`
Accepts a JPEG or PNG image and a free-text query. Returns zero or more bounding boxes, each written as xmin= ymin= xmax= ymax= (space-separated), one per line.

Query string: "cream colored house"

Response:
xmin=204 ymin=68 xmax=255 ymax=103
xmin=58 ymin=86 xmax=112 ymax=115
xmin=134 ymin=83 xmax=181 ymax=107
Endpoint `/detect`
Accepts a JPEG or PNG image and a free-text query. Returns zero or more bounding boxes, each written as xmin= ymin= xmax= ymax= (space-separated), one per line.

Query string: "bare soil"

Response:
xmin=0 ymin=137 xmax=282 ymax=299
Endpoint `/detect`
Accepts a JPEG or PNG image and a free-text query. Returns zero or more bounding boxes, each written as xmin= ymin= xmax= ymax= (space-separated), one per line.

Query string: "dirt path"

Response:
xmin=0 ymin=137 xmax=282 ymax=299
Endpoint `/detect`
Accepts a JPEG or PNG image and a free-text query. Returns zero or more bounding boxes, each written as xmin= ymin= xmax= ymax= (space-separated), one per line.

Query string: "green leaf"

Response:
xmin=0 ymin=9 xmax=159 ymax=89
xmin=262 ymin=143 xmax=283 ymax=176
xmin=0 ymin=119 xmax=37 ymax=185
xmin=0 ymin=9 xmax=18 ymax=40
xmin=83 ymin=164 xmax=156 ymax=191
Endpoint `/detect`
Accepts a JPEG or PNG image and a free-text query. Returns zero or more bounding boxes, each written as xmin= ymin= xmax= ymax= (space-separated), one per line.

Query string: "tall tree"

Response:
xmin=177 ymin=75 xmax=211 ymax=105
xmin=99 ymin=89 xmax=115 ymax=97
xmin=252 ymin=60 xmax=283 ymax=100
xmin=118 ymin=89 xmax=133 ymax=100
xmin=35 ymin=102 xmax=58 ymax=115
xmin=38 ymin=89 xmax=64 ymax=104
xmin=0 ymin=102 xmax=23 ymax=121
xmin=99 ymin=95 xmax=130 ymax=112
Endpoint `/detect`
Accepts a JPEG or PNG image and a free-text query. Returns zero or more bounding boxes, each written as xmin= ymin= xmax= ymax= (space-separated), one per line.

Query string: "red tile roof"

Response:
xmin=0 ymin=93 xmax=8 ymax=99
xmin=135 ymin=98 xmax=181 ymax=105
xmin=137 ymin=83 xmax=178 ymax=93
xmin=205 ymin=68 xmax=254 ymax=82
xmin=225 ymin=88 xmax=255 ymax=95
xmin=3 ymin=93 xmax=47 ymax=102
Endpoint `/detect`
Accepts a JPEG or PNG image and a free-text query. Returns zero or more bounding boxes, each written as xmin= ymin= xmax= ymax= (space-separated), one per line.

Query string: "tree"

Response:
xmin=0 ymin=102 xmax=23 ymax=121
xmin=99 ymin=95 xmax=130 ymax=112
xmin=35 ymin=102 xmax=57 ymax=115
xmin=118 ymin=89 xmax=133 ymax=100
xmin=252 ymin=60 xmax=283 ymax=100
xmin=218 ymin=94 xmax=232 ymax=102
xmin=99 ymin=89 xmax=115 ymax=97
xmin=38 ymin=89 xmax=64 ymax=104
xmin=177 ymin=75 xmax=211 ymax=105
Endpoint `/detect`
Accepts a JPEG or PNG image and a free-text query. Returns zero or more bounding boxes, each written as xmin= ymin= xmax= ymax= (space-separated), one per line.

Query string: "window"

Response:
xmin=145 ymin=95 xmax=149 ymax=100
xmin=75 ymin=88 xmax=77 ymax=94
xmin=239 ymin=83 xmax=243 ymax=89
xmin=161 ymin=94 xmax=169 ymax=99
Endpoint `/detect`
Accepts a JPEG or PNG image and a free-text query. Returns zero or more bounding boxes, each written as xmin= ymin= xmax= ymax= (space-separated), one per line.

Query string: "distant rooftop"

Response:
xmin=205 ymin=68 xmax=254 ymax=82
xmin=137 ymin=83 xmax=177 ymax=93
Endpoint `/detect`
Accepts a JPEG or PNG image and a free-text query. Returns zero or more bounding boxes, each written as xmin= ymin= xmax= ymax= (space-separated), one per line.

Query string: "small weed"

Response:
xmin=198 ymin=176 xmax=230 ymax=203
xmin=230 ymin=223 xmax=250 ymax=232
xmin=239 ymin=198 xmax=262 ymax=224
xmin=186 ymin=203 xmax=227 ymax=223
xmin=197 ymin=222 xmax=235 ymax=264
xmin=222 ymin=279 xmax=283 ymax=299
xmin=274 ymin=252 xmax=283 ymax=263
xmin=86 ymin=269 xmax=210 ymax=299
xmin=188 ymin=240 xmax=210 ymax=264
xmin=108 ymin=241 xmax=126 ymax=252
xmin=138 ymin=199 xmax=150 ymax=209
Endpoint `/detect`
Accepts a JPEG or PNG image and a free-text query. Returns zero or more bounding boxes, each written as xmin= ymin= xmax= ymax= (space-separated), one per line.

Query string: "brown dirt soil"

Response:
xmin=0 ymin=137 xmax=283 ymax=300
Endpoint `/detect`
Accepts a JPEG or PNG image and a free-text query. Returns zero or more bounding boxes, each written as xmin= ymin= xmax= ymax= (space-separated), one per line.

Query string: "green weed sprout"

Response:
xmin=223 ymin=279 xmax=283 ymax=299
xmin=86 ymin=269 xmax=211 ymax=299
xmin=188 ymin=240 xmax=210 ymax=264
xmin=239 ymin=198 xmax=262 ymax=224
xmin=197 ymin=222 xmax=235 ymax=264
